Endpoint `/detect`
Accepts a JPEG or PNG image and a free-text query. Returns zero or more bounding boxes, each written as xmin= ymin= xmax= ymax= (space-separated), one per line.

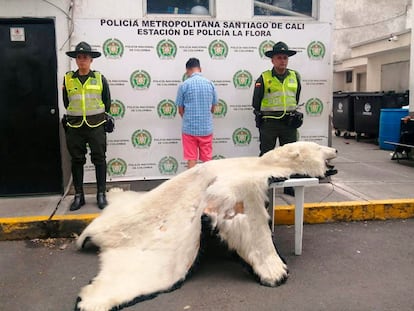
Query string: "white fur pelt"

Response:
xmin=75 ymin=141 xmax=337 ymax=311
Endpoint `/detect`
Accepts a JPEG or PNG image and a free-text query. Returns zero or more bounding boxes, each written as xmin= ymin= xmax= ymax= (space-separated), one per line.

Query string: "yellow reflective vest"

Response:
xmin=64 ymin=71 xmax=105 ymax=128
xmin=260 ymin=69 xmax=298 ymax=118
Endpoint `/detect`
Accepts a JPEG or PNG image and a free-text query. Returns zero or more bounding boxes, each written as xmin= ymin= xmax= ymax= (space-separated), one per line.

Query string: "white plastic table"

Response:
xmin=269 ymin=178 xmax=319 ymax=255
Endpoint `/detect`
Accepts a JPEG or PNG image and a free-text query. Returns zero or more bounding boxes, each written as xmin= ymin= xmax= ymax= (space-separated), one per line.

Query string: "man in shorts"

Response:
xmin=176 ymin=58 xmax=218 ymax=169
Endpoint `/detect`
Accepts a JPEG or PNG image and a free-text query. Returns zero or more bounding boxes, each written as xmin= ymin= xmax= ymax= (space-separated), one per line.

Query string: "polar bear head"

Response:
xmin=260 ymin=141 xmax=337 ymax=178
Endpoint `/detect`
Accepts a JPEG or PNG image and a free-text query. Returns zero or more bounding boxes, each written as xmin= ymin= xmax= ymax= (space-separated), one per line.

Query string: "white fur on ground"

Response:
xmin=75 ymin=141 xmax=337 ymax=311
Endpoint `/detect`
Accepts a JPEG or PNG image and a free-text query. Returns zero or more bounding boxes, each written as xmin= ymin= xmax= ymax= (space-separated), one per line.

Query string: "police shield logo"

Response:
xmin=157 ymin=99 xmax=177 ymax=119
xmin=110 ymin=99 xmax=125 ymax=119
xmin=259 ymin=40 xmax=275 ymax=58
xmin=158 ymin=156 xmax=178 ymax=175
xmin=107 ymin=158 xmax=127 ymax=177
xmin=305 ymin=98 xmax=324 ymax=116
xmin=131 ymin=129 xmax=152 ymax=148
xmin=213 ymin=99 xmax=227 ymax=118
xmin=156 ymin=39 xmax=177 ymax=59
xmin=208 ymin=40 xmax=228 ymax=59
xmin=233 ymin=70 xmax=253 ymax=89
xmin=307 ymin=41 xmax=326 ymax=60
xmin=130 ymin=70 xmax=151 ymax=90
xmin=103 ymin=38 xmax=124 ymax=59
xmin=232 ymin=127 xmax=252 ymax=146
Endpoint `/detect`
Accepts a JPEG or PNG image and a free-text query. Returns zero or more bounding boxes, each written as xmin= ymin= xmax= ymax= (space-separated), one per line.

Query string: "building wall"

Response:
xmin=333 ymin=0 xmax=412 ymax=93
xmin=334 ymin=0 xmax=411 ymax=62
xmin=381 ymin=60 xmax=410 ymax=92
xmin=333 ymin=72 xmax=344 ymax=91
xmin=367 ymin=49 xmax=410 ymax=91
xmin=355 ymin=67 xmax=367 ymax=92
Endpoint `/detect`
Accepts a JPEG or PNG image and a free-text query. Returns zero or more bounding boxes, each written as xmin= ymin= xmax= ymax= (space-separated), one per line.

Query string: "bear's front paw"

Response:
xmin=258 ymin=262 xmax=289 ymax=287
xmin=268 ymin=176 xmax=287 ymax=185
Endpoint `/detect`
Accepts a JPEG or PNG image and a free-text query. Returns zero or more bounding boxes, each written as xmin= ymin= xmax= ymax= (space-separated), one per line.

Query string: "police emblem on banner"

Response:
xmin=130 ymin=70 xmax=151 ymax=89
xmin=213 ymin=99 xmax=228 ymax=118
xmin=233 ymin=70 xmax=253 ymax=89
xmin=156 ymin=39 xmax=177 ymax=59
xmin=208 ymin=40 xmax=228 ymax=59
xmin=305 ymin=98 xmax=324 ymax=116
xmin=110 ymin=99 xmax=126 ymax=119
xmin=307 ymin=41 xmax=326 ymax=60
xmin=158 ymin=156 xmax=178 ymax=175
xmin=232 ymin=127 xmax=252 ymax=146
xmin=107 ymin=158 xmax=127 ymax=177
xmin=131 ymin=129 xmax=152 ymax=148
xmin=103 ymin=38 xmax=124 ymax=59
xmin=157 ymin=99 xmax=177 ymax=119
xmin=259 ymin=40 xmax=275 ymax=58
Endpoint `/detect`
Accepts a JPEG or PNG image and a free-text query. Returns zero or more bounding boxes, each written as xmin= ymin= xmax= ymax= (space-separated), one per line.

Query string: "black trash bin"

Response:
xmin=353 ymin=92 xmax=384 ymax=141
xmin=382 ymin=91 xmax=405 ymax=108
xmin=333 ymin=92 xmax=355 ymax=137
xmin=396 ymin=90 xmax=409 ymax=107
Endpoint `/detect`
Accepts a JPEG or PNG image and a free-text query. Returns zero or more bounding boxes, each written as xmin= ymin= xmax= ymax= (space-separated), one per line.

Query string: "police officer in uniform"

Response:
xmin=63 ymin=42 xmax=111 ymax=210
xmin=252 ymin=41 xmax=302 ymax=195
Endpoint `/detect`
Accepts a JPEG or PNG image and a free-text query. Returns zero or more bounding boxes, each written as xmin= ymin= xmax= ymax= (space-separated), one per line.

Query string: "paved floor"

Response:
xmin=1 ymin=219 xmax=413 ymax=311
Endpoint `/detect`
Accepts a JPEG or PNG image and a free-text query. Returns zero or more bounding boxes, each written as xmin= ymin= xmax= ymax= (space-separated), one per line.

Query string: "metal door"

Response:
xmin=0 ymin=18 xmax=62 ymax=196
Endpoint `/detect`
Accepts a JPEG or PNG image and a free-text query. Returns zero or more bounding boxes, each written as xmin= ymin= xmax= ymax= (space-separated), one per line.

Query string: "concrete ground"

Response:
xmin=1 ymin=219 xmax=413 ymax=311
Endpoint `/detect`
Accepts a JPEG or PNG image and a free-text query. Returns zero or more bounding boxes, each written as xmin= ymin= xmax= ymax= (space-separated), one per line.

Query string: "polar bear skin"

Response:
xmin=75 ymin=141 xmax=337 ymax=311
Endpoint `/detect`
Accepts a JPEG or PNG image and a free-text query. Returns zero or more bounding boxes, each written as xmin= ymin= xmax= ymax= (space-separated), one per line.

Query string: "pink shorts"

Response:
xmin=182 ymin=133 xmax=213 ymax=162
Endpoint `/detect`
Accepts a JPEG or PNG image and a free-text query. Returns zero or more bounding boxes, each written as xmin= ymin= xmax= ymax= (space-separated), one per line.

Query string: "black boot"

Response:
xmin=97 ymin=192 xmax=108 ymax=210
xmin=95 ymin=164 xmax=108 ymax=209
xmin=70 ymin=193 xmax=85 ymax=211
xmin=70 ymin=164 xmax=85 ymax=211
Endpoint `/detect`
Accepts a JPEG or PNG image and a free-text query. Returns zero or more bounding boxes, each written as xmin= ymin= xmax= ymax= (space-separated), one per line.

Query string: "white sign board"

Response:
xmin=68 ymin=18 xmax=332 ymax=182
